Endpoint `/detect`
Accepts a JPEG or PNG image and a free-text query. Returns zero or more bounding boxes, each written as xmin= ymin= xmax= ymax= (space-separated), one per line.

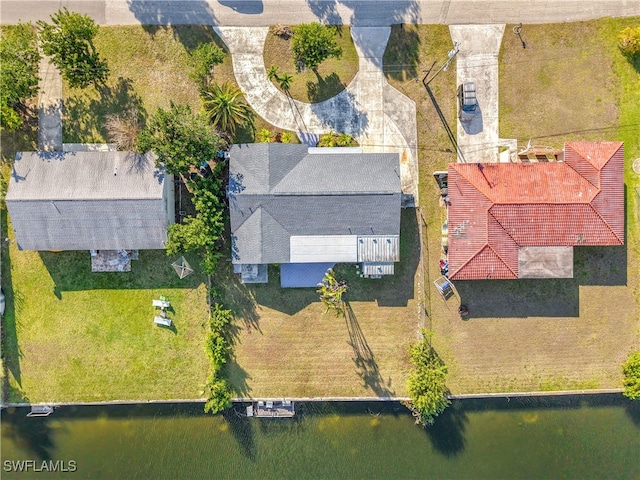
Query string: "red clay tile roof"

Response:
xmin=447 ymin=142 xmax=624 ymax=280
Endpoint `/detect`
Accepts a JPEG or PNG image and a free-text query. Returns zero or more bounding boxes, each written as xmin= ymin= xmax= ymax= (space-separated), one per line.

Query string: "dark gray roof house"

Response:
xmin=229 ymin=144 xmax=401 ymax=287
xmin=7 ymin=151 xmax=174 ymax=252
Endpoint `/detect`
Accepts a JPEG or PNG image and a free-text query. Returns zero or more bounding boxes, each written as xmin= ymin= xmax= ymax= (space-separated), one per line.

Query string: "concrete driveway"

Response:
xmin=450 ymin=24 xmax=505 ymax=163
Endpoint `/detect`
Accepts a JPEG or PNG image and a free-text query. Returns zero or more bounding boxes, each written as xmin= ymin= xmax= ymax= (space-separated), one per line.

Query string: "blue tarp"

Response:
xmin=280 ymin=263 xmax=335 ymax=288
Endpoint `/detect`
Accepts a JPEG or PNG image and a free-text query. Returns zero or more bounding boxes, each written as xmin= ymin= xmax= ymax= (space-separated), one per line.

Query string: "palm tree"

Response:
xmin=201 ymin=81 xmax=253 ymax=137
xmin=267 ymin=65 xmax=280 ymax=82
xmin=277 ymin=72 xmax=294 ymax=94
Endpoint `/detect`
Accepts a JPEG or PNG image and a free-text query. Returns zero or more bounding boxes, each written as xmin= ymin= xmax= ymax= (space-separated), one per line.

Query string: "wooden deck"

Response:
xmin=247 ymin=400 xmax=295 ymax=418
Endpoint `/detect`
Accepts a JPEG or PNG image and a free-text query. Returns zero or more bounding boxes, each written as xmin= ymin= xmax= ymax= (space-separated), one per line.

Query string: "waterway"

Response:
xmin=1 ymin=395 xmax=639 ymax=479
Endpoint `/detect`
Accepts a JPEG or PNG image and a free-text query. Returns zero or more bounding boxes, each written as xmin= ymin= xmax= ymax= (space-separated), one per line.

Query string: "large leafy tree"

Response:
xmin=0 ymin=23 xmax=41 ymax=131
xmin=201 ymin=81 xmax=253 ymax=137
xmin=37 ymin=8 xmax=109 ymax=88
xmin=623 ymin=351 xmax=640 ymax=400
xmin=291 ymin=23 xmax=342 ymax=73
xmin=137 ymin=102 xmax=222 ymax=176
xmin=405 ymin=330 xmax=450 ymax=426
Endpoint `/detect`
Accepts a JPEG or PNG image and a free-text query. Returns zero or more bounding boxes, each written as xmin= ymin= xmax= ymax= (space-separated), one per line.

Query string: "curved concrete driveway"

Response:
xmin=215 ymin=26 xmax=418 ymax=205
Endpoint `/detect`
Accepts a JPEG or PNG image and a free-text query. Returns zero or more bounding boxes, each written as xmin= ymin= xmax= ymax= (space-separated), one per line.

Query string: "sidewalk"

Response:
xmin=215 ymin=26 xmax=418 ymax=205
xmin=37 ymin=54 xmax=63 ymax=152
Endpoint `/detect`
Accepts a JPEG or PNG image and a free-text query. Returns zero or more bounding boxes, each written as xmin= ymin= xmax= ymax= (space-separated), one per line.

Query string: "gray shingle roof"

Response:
xmin=229 ymin=144 xmax=401 ymax=265
xmin=7 ymin=151 xmax=170 ymax=250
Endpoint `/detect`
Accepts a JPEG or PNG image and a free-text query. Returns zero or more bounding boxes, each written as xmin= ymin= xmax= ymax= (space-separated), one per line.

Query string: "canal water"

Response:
xmin=1 ymin=395 xmax=639 ymax=479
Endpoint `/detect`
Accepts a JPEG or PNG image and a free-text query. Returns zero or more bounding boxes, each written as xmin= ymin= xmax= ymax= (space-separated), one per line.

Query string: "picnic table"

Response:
xmin=152 ymin=299 xmax=171 ymax=308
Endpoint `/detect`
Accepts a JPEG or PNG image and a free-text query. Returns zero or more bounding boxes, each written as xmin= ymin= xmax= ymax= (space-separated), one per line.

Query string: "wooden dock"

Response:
xmin=247 ymin=400 xmax=295 ymax=418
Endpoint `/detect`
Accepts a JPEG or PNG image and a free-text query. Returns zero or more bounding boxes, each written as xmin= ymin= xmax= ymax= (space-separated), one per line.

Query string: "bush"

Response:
xmin=317 ymin=131 xmax=355 ymax=147
xmin=0 ymin=23 xmax=41 ymax=131
xmin=623 ymin=351 xmax=640 ymax=400
xmin=257 ymin=128 xmax=294 ymax=143
xmin=105 ymin=109 xmax=143 ymax=150
xmin=291 ymin=23 xmax=342 ymax=72
xmin=405 ymin=330 xmax=450 ymax=426
xmin=189 ymin=43 xmax=226 ymax=87
xmin=203 ymin=303 xmax=234 ymax=415
xmin=618 ymin=26 xmax=640 ymax=58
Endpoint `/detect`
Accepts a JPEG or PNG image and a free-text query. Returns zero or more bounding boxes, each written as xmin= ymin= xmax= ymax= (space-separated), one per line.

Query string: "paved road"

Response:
xmin=2 ymin=0 xmax=638 ymax=26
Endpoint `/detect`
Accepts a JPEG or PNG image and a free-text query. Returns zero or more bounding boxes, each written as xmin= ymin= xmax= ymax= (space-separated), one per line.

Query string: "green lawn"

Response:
xmin=2 ymin=214 xmax=210 ymax=403
xmin=384 ymin=20 xmax=640 ymax=394
xmin=222 ymin=210 xmax=421 ymax=398
xmin=262 ymin=25 xmax=359 ymax=103
xmin=62 ymin=25 xmax=290 ymax=144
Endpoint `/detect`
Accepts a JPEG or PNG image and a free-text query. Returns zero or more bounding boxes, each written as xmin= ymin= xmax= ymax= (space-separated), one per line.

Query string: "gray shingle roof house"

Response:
xmin=7 ymin=151 xmax=174 ymax=251
xmin=229 ymin=144 xmax=401 ymax=286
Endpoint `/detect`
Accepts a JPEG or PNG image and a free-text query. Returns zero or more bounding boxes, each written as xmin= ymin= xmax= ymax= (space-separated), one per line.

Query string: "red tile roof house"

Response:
xmin=446 ymin=141 xmax=624 ymax=280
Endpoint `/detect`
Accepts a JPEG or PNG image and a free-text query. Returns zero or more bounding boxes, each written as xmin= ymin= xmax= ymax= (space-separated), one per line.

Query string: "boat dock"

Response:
xmin=247 ymin=400 xmax=295 ymax=418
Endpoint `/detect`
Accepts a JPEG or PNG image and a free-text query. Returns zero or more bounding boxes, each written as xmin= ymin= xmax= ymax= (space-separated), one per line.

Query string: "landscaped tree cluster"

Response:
xmin=317 ymin=131 xmax=355 ymax=147
xmin=317 ymin=268 xmax=347 ymax=316
xmin=618 ymin=26 xmax=640 ymax=58
xmin=622 ymin=351 xmax=640 ymax=400
xmin=292 ymin=23 xmax=342 ymax=73
xmin=203 ymin=303 xmax=233 ymax=414
xmin=189 ymin=42 xmax=226 ymax=88
xmin=404 ymin=330 xmax=450 ymax=426
xmin=37 ymin=8 xmax=109 ymax=89
xmin=137 ymin=102 xmax=223 ymax=176
xmin=257 ymin=128 xmax=294 ymax=143
xmin=0 ymin=23 xmax=41 ymax=131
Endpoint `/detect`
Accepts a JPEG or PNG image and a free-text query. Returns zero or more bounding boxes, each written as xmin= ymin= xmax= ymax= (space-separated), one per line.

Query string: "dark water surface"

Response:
xmin=1 ymin=395 xmax=639 ymax=479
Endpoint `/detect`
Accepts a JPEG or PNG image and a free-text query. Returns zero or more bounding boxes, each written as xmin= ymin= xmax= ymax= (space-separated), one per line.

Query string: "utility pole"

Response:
xmin=423 ymin=42 xmax=460 ymax=86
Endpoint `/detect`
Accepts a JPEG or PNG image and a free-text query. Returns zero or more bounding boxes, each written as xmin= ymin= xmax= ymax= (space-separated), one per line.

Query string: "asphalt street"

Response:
xmin=1 ymin=0 xmax=638 ymax=26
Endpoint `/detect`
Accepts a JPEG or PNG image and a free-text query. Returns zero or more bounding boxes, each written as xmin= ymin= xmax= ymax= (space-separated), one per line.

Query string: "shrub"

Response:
xmin=203 ymin=303 xmax=234 ymax=415
xmin=623 ymin=351 xmax=640 ymax=400
xmin=618 ymin=26 xmax=640 ymax=58
xmin=203 ymin=375 xmax=232 ymax=414
xmin=405 ymin=330 xmax=450 ymax=426
xmin=317 ymin=131 xmax=355 ymax=147
xmin=291 ymin=23 xmax=342 ymax=72
xmin=189 ymin=42 xmax=226 ymax=87
xmin=105 ymin=109 xmax=143 ymax=150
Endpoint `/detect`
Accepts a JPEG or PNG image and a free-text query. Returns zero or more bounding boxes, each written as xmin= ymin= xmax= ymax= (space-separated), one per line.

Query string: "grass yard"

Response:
xmin=221 ymin=210 xmax=421 ymax=398
xmin=1 ymin=213 xmax=210 ymax=403
xmin=62 ymin=25 xmax=289 ymax=144
xmin=384 ymin=21 xmax=640 ymax=394
xmin=262 ymin=25 xmax=359 ymax=103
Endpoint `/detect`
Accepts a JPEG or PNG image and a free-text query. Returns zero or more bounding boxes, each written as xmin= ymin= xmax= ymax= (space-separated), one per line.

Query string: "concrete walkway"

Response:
xmin=215 ymin=26 xmax=418 ymax=205
xmin=37 ymin=54 xmax=63 ymax=152
xmin=450 ymin=24 xmax=505 ymax=163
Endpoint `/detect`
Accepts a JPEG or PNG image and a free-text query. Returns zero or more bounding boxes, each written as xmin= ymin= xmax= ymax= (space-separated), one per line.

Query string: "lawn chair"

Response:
xmin=154 ymin=316 xmax=172 ymax=327
xmin=433 ymin=275 xmax=455 ymax=301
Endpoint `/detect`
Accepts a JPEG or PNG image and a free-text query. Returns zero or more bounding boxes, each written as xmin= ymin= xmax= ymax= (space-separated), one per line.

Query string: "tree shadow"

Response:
xmin=383 ymin=24 xmax=421 ymax=82
xmin=309 ymin=89 xmax=368 ymax=137
xmin=127 ymin=1 xmax=218 ymax=32
xmin=225 ymin=356 xmax=253 ymax=399
xmin=222 ymin=406 xmax=257 ymax=461
xmin=1 ymin=409 xmax=56 ymax=461
xmin=306 ymin=0 xmax=420 ymax=34
xmin=334 ymin=209 xmax=418 ymax=307
xmin=63 ymin=76 xmax=146 ymax=143
xmin=344 ymin=302 xmax=394 ymax=396
xmin=218 ymin=1 xmax=263 ymax=14
xmin=39 ymin=250 xmax=206 ymax=293
xmin=1 ymin=209 xmax=24 ymax=397
xmin=306 ymin=72 xmax=346 ymax=103
xmin=424 ymin=401 xmax=468 ymax=456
